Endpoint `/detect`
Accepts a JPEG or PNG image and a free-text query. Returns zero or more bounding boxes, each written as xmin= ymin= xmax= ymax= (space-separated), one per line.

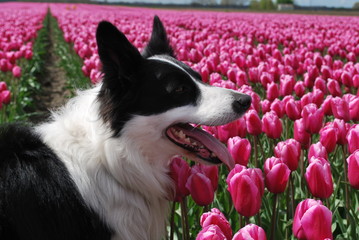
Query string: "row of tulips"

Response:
xmin=41 ymin=3 xmax=359 ymax=239
xmin=0 ymin=2 xmax=47 ymax=112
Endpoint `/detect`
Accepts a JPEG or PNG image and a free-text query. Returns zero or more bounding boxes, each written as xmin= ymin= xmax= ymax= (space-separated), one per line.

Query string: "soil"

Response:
xmin=30 ymin=21 xmax=70 ymax=124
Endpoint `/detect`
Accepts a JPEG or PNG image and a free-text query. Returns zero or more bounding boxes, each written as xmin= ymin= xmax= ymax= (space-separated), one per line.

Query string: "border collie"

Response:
xmin=0 ymin=16 xmax=251 ymax=239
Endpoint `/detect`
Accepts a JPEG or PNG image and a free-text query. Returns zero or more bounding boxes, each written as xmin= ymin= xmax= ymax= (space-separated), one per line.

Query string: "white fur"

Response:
xmin=35 ymin=57 xmax=244 ymax=240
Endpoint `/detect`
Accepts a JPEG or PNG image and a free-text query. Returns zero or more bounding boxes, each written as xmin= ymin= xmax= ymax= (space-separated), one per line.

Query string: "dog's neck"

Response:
xmin=36 ymin=86 xmax=173 ymax=239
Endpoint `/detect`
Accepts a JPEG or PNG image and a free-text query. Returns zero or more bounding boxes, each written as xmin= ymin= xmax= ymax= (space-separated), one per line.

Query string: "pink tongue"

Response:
xmin=179 ymin=124 xmax=235 ymax=170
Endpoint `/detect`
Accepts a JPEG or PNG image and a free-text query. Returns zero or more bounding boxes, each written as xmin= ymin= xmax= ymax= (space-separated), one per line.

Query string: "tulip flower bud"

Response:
xmin=331 ymin=97 xmax=350 ymax=122
xmin=308 ymin=142 xmax=328 ymax=160
xmin=270 ymin=99 xmax=285 ymax=119
xmin=0 ymin=90 xmax=11 ymax=105
xmin=293 ymin=199 xmax=333 ymax=240
xmin=12 ymin=66 xmax=21 ymax=78
xmin=347 ymin=125 xmax=359 ymax=154
xmin=186 ymin=171 xmax=214 ymax=206
xmin=301 ymin=103 xmax=324 ymax=134
xmin=245 ymin=109 xmax=262 ymax=136
xmin=285 ymin=98 xmax=301 ymax=121
xmin=294 ymin=81 xmax=306 ymax=97
xmin=192 ymin=164 xmax=219 ymax=191
xmin=233 ymin=224 xmax=267 ymax=240
xmin=347 ymin=150 xmax=359 ymax=189
xmin=264 ymin=157 xmax=290 ymax=193
xmin=227 ymin=137 xmax=251 ymax=166
xmin=294 ymin=118 xmax=311 ymax=149
xmin=321 ymin=96 xmax=333 ymax=116
xmin=327 ymin=78 xmax=342 ymax=97
xmin=319 ymin=124 xmax=338 ymax=153
xmin=169 ymin=157 xmax=191 ymax=202
xmin=200 ymin=208 xmax=232 ymax=240
xmin=305 ymin=158 xmax=334 ymax=199
xmin=274 ymin=139 xmax=301 ymax=171
xmin=260 ymin=72 xmax=273 ymax=89
xmin=196 ymin=224 xmax=226 ymax=240
xmin=279 ymin=74 xmax=295 ymax=96
xmin=262 ymin=111 xmax=282 ymax=139
xmin=266 ymin=82 xmax=279 ymax=101
xmin=227 ymin=166 xmax=264 ymax=217
xmin=0 ymin=81 xmax=7 ymax=92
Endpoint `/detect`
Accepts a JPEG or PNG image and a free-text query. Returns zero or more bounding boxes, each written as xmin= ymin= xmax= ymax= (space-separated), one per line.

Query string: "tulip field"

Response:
xmin=1 ymin=2 xmax=359 ymax=240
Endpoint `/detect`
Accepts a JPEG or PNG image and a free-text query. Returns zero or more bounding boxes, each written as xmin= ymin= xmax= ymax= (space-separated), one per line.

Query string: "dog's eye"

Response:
xmin=174 ymin=86 xmax=185 ymax=93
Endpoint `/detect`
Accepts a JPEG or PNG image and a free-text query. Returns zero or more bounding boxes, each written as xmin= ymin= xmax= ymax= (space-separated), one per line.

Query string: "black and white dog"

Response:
xmin=0 ymin=16 xmax=251 ymax=239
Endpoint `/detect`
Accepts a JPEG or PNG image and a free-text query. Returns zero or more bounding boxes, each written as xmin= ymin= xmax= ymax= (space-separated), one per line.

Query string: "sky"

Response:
xmin=105 ymin=0 xmax=358 ymax=8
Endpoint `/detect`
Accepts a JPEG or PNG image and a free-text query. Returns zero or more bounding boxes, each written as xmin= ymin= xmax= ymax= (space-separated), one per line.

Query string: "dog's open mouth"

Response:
xmin=165 ymin=123 xmax=234 ymax=169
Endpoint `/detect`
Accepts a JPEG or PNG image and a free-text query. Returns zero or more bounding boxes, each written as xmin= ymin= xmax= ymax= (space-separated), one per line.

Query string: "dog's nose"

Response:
xmin=232 ymin=94 xmax=252 ymax=114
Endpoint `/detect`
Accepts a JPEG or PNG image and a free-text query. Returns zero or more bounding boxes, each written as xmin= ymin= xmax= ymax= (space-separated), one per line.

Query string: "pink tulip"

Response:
xmin=233 ymin=224 xmax=267 ymax=240
xmin=327 ymin=78 xmax=342 ymax=97
xmin=301 ymin=103 xmax=324 ymax=134
xmin=196 ymin=225 xmax=226 ymax=240
xmin=294 ymin=81 xmax=306 ymax=97
xmin=347 ymin=125 xmax=359 ymax=154
xmin=227 ymin=137 xmax=251 ymax=166
xmin=332 ymin=119 xmax=349 ymax=145
xmin=347 ymin=150 xmax=359 ymax=189
xmin=331 ymin=97 xmax=350 ymax=122
xmin=262 ymin=111 xmax=282 ymax=139
xmin=0 ymin=81 xmax=7 ymax=92
xmin=192 ymin=164 xmax=219 ymax=191
xmin=227 ymin=166 xmax=264 ymax=217
xmin=314 ymin=77 xmax=327 ymax=94
xmin=245 ymin=109 xmax=262 ymax=136
xmin=308 ymin=142 xmax=328 ymax=160
xmin=293 ymin=199 xmax=333 ymax=240
xmin=353 ymin=75 xmax=359 ymax=88
xmin=200 ymin=208 xmax=232 ymax=240
xmin=349 ymin=97 xmax=359 ymax=121
xmin=279 ymin=74 xmax=295 ymax=96
xmin=305 ymin=157 xmax=334 ymax=199
xmin=12 ymin=66 xmax=21 ymax=78
xmin=260 ymin=72 xmax=274 ymax=89
xmin=186 ymin=171 xmax=214 ymax=206
xmin=0 ymin=90 xmax=11 ymax=105
xmin=321 ymin=96 xmax=333 ymax=116
xmin=294 ymin=118 xmax=311 ymax=149
xmin=217 ymin=118 xmax=246 ymax=142
xmin=264 ymin=157 xmax=290 ymax=193
xmin=169 ymin=157 xmax=191 ymax=202
xmin=319 ymin=125 xmax=338 ymax=153
xmin=270 ymin=99 xmax=285 ymax=119
xmin=266 ymin=82 xmax=279 ymax=101
xmin=274 ymin=139 xmax=301 ymax=171
xmin=261 ymin=99 xmax=271 ymax=114
xmin=285 ymin=98 xmax=301 ymax=121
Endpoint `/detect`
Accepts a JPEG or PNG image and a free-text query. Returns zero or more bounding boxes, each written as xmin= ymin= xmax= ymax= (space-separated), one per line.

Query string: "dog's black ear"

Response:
xmin=142 ymin=16 xmax=175 ymax=58
xmin=96 ymin=21 xmax=143 ymax=79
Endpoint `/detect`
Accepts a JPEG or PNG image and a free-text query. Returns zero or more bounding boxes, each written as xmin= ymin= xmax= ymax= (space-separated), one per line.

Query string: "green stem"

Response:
xmin=169 ymin=201 xmax=176 ymax=240
xmin=180 ymin=198 xmax=189 ymax=240
xmin=270 ymin=194 xmax=278 ymax=240
xmin=342 ymin=145 xmax=350 ymax=225
xmin=256 ymin=135 xmax=265 ymax=160
xmin=290 ymin=172 xmax=295 ymax=218
xmin=253 ymin=135 xmax=258 ymax=167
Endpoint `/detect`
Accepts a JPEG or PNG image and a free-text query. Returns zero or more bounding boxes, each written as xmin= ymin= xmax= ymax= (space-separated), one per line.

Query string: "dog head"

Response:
xmin=96 ymin=16 xmax=251 ymax=169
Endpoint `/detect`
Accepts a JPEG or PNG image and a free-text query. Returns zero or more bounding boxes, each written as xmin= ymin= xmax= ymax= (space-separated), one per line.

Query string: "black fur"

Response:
xmin=96 ymin=16 xmax=200 ymax=136
xmin=0 ymin=124 xmax=112 ymax=240
xmin=142 ymin=16 xmax=175 ymax=58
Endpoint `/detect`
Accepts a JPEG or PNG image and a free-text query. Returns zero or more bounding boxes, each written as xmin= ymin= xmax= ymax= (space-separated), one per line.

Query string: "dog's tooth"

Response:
xmin=184 ymin=137 xmax=191 ymax=143
xmin=179 ymin=131 xmax=185 ymax=139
